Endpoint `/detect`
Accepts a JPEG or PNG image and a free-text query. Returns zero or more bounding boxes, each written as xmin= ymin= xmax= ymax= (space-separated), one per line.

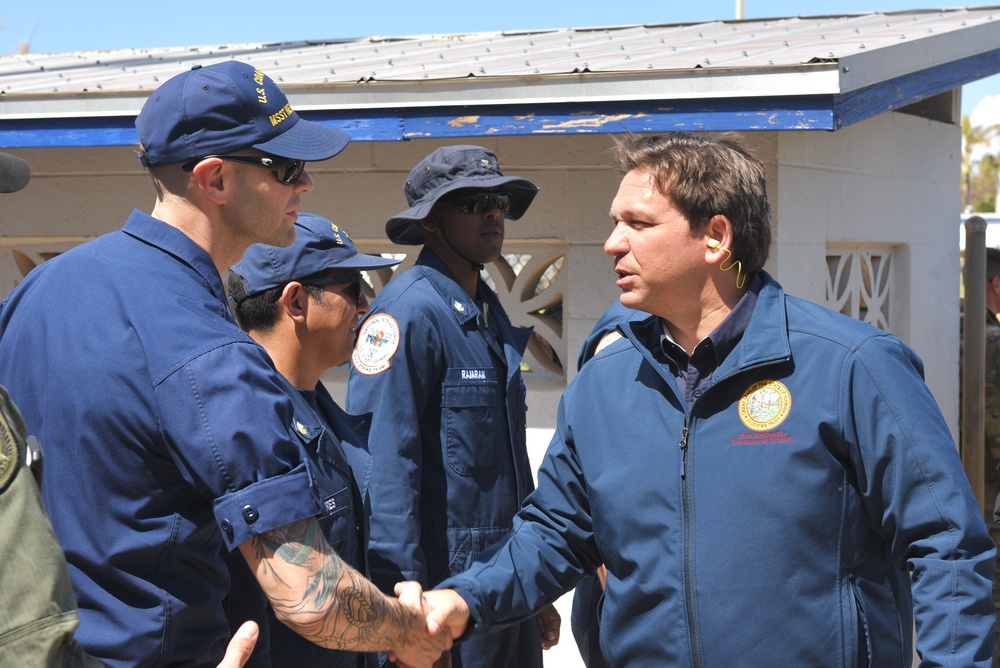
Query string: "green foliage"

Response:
xmin=963 ymin=115 xmax=1000 ymax=212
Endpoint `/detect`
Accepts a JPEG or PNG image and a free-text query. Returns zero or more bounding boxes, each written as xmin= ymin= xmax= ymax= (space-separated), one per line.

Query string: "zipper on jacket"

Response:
xmin=679 ymin=418 xmax=703 ymax=668
xmin=675 ymin=358 xmax=788 ymax=668
xmin=679 ymin=425 xmax=690 ymax=479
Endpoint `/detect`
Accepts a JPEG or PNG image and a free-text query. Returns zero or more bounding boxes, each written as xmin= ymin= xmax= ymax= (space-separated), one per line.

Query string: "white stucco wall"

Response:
xmin=772 ymin=113 xmax=961 ymax=437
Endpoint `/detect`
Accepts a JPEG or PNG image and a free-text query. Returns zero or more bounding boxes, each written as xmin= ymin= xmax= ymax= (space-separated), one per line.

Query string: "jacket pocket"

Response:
xmin=441 ymin=526 xmax=511 ymax=578
xmin=441 ymin=380 xmax=501 ymax=475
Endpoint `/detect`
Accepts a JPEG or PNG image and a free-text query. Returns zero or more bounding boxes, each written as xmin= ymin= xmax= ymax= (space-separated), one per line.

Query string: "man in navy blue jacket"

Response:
xmin=424 ymin=132 xmax=996 ymax=667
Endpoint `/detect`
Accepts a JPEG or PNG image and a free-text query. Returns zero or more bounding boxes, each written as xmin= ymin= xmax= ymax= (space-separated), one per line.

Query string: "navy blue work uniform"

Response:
xmin=227 ymin=380 xmax=377 ymax=668
xmin=347 ymin=247 xmax=540 ymax=668
xmin=0 ymin=211 xmax=328 ymax=667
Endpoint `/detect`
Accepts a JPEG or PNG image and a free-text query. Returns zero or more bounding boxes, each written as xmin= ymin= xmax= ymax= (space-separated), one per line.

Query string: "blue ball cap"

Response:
xmin=229 ymin=213 xmax=400 ymax=305
xmin=136 ymin=61 xmax=350 ymax=167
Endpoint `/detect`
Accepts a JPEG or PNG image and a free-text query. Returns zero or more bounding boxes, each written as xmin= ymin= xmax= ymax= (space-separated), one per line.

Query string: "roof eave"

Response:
xmin=0 ymin=65 xmax=843 ymax=119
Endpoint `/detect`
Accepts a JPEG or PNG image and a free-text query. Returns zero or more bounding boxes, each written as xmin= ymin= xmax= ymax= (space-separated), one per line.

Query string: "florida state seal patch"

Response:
xmin=738 ymin=380 xmax=792 ymax=432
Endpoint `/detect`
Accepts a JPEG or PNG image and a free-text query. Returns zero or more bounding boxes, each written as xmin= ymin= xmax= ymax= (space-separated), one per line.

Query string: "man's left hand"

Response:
xmin=538 ymin=604 xmax=561 ymax=649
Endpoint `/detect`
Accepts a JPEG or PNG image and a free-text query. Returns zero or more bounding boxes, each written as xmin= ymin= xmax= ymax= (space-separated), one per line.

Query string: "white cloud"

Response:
xmin=971 ymin=94 xmax=1000 ymax=127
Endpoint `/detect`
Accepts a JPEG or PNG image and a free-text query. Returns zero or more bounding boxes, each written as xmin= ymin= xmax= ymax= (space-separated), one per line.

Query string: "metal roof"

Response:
xmin=0 ymin=6 xmax=998 ymax=146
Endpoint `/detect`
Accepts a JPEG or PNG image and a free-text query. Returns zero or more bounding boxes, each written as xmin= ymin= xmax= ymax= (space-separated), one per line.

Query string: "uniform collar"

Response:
xmin=121 ymin=210 xmax=231 ymax=318
xmin=416 ymin=246 xmax=495 ymax=326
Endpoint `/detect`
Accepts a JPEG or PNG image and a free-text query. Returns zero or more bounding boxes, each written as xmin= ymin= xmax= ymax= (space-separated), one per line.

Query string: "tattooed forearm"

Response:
xmin=241 ymin=517 xmax=420 ymax=652
xmin=258 ymin=518 xmax=326 ymax=567
xmin=336 ymin=568 xmax=415 ymax=642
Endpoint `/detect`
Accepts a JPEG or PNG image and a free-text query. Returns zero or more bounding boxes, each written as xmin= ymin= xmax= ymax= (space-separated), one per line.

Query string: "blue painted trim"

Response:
xmin=833 ymin=47 xmax=1000 ymax=129
xmin=394 ymin=97 xmax=837 ymax=138
xmin=0 ymin=97 xmax=837 ymax=148
xmin=0 ymin=48 xmax=997 ymax=148
xmin=0 ymin=117 xmax=140 ymax=148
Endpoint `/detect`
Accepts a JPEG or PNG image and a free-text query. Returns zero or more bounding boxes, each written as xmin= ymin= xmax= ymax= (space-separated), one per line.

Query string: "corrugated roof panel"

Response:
xmin=0 ymin=8 xmax=995 ymax=95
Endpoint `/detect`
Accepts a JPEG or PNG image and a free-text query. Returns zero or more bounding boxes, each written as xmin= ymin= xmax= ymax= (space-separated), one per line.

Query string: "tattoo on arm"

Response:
xmin=245 ymin=518 xmax=418 ymax=651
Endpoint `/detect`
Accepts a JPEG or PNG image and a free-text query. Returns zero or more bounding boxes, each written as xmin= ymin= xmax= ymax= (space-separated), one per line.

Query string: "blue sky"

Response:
xmin=1 ymin=0 xmax=997 ymax=118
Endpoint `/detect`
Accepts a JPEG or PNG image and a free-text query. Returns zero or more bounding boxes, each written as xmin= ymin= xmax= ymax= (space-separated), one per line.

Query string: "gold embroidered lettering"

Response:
xmin=253 ymin=70 xmax=267 ymax=103
xmin=269 ymin=103 xmax=294 ymax=127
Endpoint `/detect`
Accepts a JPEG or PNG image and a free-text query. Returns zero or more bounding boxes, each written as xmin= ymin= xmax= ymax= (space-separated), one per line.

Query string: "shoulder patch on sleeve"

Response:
xmin=352 ymin=313 xmax=401 ymax=376
xmin=0 ymin=401 xmax=23 ymax=494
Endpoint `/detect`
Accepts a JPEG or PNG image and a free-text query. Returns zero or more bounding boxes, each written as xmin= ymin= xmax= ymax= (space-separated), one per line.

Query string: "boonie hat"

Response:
xmin=136 ymin=61 xmax=351 ymax=167
xmin=229 ymin=213 xmax=399 ymax=306
xmin=385 ymin=145 xmax=538 ymax=245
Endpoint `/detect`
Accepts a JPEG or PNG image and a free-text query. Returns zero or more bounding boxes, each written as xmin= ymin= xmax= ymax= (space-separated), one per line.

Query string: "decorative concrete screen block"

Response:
xmin=482 ymin=251 xmax=566 ymax=380
xmin=825 ymin=246 xmax=894 ymax=333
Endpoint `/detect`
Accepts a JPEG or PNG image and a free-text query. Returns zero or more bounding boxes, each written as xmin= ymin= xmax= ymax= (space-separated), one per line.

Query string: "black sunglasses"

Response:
xmin=442 ymin=192 xmax=512 ymax=215
xmin=183 ymin=154 xmax=306 ymax=185
xmin=300 ymin=274 xmax=365 ymax=305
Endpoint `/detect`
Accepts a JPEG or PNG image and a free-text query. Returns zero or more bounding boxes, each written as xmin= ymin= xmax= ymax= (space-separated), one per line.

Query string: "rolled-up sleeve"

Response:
xmin=155 ymin=340 xmax=322 ymax=550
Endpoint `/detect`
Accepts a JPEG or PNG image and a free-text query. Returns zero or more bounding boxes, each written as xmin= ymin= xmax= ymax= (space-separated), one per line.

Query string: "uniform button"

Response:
xmin=242 ymin=505 xmax=259 ymax=524
xmin=221 ymin=520 xmax=234 ymax=541
xmin=693 ymin=389 xmax=702 ymax=398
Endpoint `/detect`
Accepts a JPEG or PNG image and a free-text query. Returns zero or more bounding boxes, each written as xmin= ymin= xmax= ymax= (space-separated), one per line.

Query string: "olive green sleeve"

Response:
xmin=0 ymin=386 xmax=102 ymax=667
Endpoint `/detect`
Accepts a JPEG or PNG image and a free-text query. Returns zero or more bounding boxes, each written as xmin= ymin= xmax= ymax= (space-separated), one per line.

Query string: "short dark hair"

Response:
xmin=227 ymin=271 xmax=325 ymax=333
xmin=987 ymin=247 xmax=1000 ymax=282
xmin=610 ymin=132 xmax=772 ymax=274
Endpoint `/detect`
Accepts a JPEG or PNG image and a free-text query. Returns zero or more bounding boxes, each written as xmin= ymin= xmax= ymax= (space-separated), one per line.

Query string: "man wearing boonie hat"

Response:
xmin=0 ymin=63 xmax=448 ymax=667
xmin=346 ymin=145 xmax=560 ymax=666
xmin=226 ymin=212 xmax=435 ymax=668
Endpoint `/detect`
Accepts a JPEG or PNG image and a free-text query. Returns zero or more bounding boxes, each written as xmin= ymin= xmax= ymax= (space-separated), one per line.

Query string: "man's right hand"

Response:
xmin=388 ymin=581 xmax=453 ymax=668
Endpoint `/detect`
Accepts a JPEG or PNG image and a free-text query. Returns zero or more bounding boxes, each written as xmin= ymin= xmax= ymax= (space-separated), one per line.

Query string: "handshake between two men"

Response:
xmin=390 ymin=583 xmax=561 ymax=668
